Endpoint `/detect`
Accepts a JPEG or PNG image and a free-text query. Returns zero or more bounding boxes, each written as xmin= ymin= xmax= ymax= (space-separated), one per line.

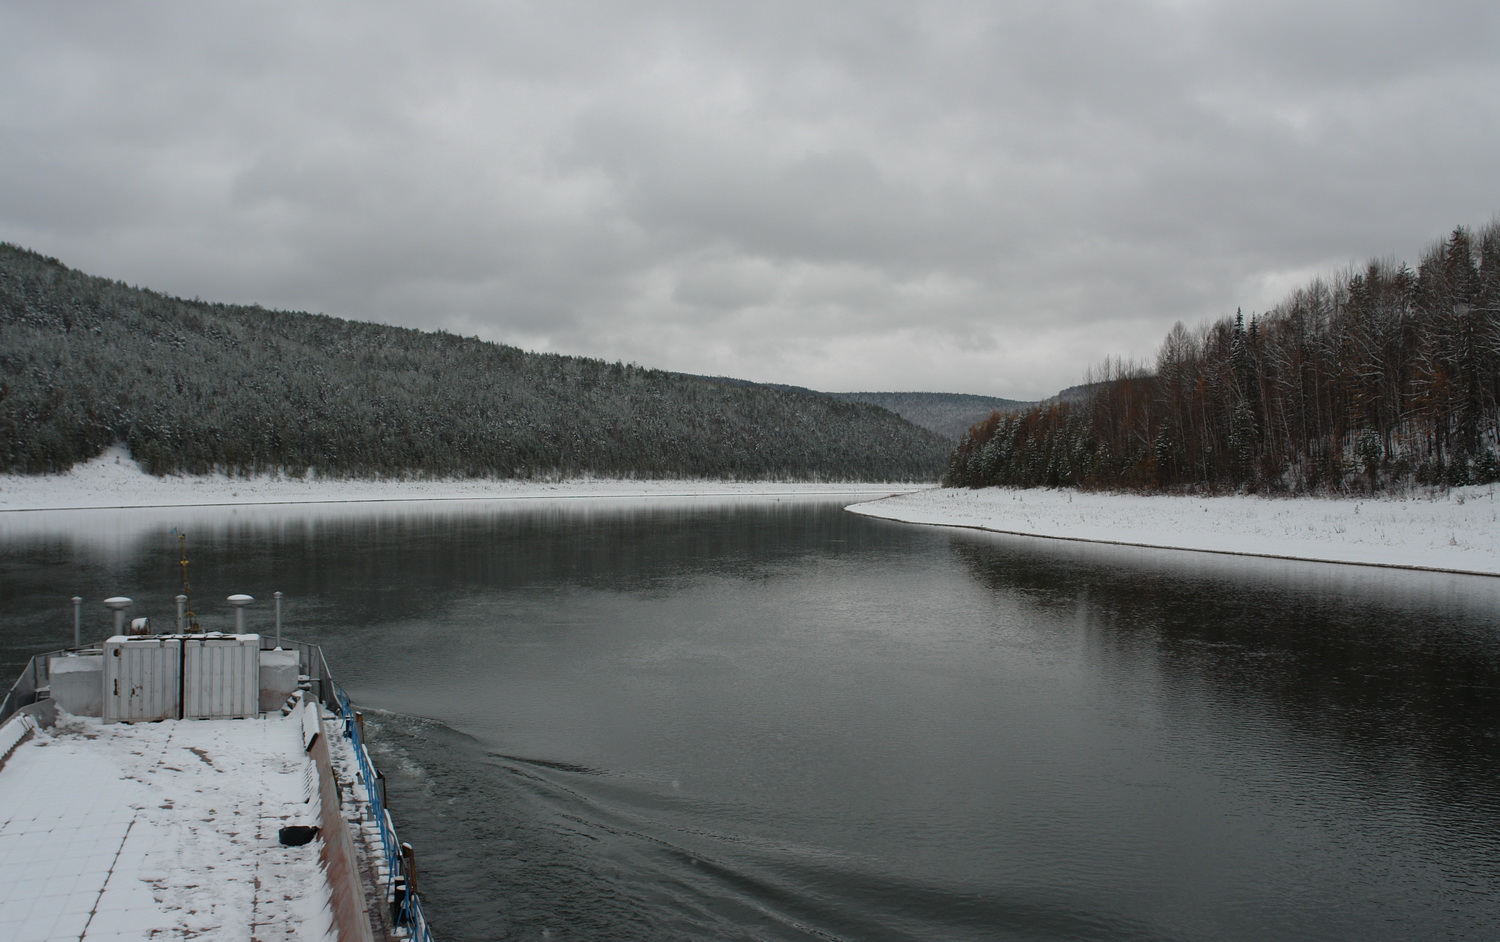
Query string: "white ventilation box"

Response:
xmin=103 ymin=634 xmax=261 ymax=722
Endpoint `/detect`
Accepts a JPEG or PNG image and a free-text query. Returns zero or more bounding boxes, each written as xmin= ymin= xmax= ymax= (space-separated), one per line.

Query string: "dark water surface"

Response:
xmin=3 ymin=496 xmax=1500 ymax=940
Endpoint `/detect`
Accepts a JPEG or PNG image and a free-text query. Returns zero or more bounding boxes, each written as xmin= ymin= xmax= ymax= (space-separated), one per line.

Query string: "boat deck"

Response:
xmin=0 ymin=709 xmax=334 ymax=942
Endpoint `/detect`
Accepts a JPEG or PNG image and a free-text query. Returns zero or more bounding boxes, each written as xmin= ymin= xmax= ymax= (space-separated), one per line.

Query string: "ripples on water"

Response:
xmin=4 ymin=496 xmax=1500 ymax=940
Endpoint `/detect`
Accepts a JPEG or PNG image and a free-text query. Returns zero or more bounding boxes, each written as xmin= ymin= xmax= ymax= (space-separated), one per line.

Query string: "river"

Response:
xmin=3 ymin=495 xmax=1499 ymax=940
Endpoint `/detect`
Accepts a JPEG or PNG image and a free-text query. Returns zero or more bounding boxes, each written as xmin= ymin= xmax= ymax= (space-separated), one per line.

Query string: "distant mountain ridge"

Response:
xmin=824 ymin=392 xmax=1032 ymax=439
xmin=685 ymin=380 xmax=1039 ymax=440
xmin=0 ymin=244 xmax=950 ymax=481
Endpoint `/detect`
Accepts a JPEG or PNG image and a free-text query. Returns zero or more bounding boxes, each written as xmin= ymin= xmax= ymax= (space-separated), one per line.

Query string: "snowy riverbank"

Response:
xmin=848 ymin=485 xmax=1500 ymax=576
xmin=6 ymin=447 xmax=1497 ymax=576
xmin=0 ymin=446 xmax=917 ymax=512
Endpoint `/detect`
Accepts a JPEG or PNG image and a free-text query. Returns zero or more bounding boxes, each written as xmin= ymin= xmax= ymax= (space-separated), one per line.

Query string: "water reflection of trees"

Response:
xmin=949 ymin=535 xmax=1500 ymax=804
xmin=2 ymin=497 xmax=887 ymax=683
xmin=145 ymin=500 xmax=877 ymax=625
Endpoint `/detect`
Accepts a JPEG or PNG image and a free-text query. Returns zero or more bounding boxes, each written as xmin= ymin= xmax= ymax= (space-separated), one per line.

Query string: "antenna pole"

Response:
xmin=179 ymin=532 xmax=198 ymax=631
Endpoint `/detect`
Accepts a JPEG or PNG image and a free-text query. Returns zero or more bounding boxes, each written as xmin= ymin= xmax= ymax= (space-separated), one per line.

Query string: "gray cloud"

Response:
xmin=3 ymin=0 xmax=1497 ymax=398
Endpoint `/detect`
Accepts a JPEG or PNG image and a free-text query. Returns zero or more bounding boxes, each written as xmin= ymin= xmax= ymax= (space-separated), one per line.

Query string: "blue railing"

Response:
xmin=335 ymin=684 xmax=435 ymax=942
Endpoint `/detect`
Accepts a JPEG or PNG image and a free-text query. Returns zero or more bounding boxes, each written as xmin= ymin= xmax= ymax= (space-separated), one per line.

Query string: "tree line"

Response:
xmin=0 ymin=244 xmax=950 ymax=481
xmin=948 ymin=221 xmax=1500 ymax=493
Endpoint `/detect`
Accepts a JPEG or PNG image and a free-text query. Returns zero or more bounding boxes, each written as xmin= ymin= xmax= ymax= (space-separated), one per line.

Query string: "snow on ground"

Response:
xmin=848 ymin=485 xmax=1500 ymax=576
xmin=0 ymin=445 xmax=916 ymax=511
xmin=0 ymin=708 xmax=334 ymax=942
xmin=5 ymin=446 xmax=1496 ymax=576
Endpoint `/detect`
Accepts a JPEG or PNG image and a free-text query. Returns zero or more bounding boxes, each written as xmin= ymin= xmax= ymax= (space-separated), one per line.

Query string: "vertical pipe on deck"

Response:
xmin=103 ymin=597 xmax=132 ymax=636
xmin=227 ymin=594 xmax=254 ymax=634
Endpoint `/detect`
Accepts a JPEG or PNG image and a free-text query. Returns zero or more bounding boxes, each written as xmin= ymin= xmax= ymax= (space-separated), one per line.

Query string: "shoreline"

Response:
xmin=847 ymin=485 xmax=1500 ymax=577
xmin=1 ymin=485 xmax=918 ymax=514
xmin=5 ymin=448 xmax=1497 ymax=577
xmin=0 ymin=447 xmax=920 ymax=513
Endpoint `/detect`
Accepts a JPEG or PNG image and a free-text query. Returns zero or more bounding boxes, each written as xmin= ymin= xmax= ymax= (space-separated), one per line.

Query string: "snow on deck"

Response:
xmin=0 ymin=710 xmax=334 ymax=942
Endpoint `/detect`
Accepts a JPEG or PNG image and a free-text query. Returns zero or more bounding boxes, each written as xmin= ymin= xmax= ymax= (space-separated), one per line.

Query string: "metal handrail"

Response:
xmin=335 ymin=684 xmax=434 ymax=942
xmin=0 ymin=649 xmax=64 ymax=726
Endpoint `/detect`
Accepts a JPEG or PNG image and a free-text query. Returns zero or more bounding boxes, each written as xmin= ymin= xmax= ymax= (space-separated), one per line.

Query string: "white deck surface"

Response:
xmin=0 ymin=710 xmax=334 ymax=942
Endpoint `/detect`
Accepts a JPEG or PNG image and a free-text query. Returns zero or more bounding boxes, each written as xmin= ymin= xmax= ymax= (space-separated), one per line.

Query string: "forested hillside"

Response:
xmin=0 ymin=245 xmax=950 ymax=480
xmin=825 ymin=392 xmax=1030 ymax=439
xmin=948 ymin=221 xmax=1500 ymax=493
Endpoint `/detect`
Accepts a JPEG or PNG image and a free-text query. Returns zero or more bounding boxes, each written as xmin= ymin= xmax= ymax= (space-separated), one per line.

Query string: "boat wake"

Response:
xmin=361 ymin=711 xmax=1164 ymax=942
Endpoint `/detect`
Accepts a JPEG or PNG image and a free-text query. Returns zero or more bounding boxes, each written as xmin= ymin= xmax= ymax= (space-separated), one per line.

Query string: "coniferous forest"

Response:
xmin=949 ymin=221 xmax=1500 ymax=493
xmin=0 ymin=244 xmax=950 ymax=480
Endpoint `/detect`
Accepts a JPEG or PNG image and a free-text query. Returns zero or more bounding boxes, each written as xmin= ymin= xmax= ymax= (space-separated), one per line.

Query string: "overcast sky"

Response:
xmin=4 ymin=1 xmax=1498 ymax=399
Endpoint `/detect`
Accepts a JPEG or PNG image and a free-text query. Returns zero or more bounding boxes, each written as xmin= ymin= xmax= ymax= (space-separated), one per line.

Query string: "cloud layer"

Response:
xmin=4 ymin=1 xmax=1498 ymax=397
